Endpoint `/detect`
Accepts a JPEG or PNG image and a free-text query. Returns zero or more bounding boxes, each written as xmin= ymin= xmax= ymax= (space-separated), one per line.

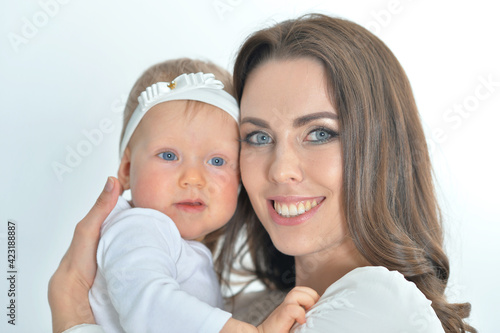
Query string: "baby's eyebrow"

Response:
xmin=293 ymin=112 xmax=338 ymax=127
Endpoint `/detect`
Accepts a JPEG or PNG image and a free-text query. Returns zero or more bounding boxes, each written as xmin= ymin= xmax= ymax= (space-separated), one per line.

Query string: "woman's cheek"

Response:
xmin=305 ymin=148 xmax=343 ymax=193
xmin=240 ymin=149 xmax=260 ymax=186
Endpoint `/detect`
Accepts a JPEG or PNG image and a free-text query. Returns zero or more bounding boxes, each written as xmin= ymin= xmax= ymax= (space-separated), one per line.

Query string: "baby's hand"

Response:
xmin=257 ymin=286 xmax=319 ymax=333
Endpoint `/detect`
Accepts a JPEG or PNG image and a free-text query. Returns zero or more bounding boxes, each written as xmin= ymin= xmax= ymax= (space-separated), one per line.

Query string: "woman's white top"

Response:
xmin=291 ymin=266 xmax=444 ymax=332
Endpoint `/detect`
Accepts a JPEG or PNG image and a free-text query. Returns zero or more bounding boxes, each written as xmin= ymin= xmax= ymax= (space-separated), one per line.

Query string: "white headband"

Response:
xmin=120 ymin=72 xmax=239 ymax=157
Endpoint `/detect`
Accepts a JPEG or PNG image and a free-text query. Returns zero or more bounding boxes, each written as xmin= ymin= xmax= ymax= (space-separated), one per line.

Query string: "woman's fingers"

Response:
xmin=68 ymin=177 xmax=121 ymax=287
xmin=79 ymin=177 xmax=121 ymax=238
xmin=48 ymin=177 xmax=120 ymax=333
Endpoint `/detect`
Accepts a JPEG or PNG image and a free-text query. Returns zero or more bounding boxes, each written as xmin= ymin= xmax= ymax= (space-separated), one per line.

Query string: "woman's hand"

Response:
xmin=48 ymin=177 xmax=121 ymax=333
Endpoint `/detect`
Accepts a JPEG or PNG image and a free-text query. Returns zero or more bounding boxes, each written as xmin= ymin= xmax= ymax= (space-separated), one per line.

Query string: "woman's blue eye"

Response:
xmin=244 ymin=131 xmax=273 ymax=145
xmin=208 ymin=157 xmax=225 ymax=166
xmin=158 ymin=151 xmax=178 ymax=161
xmin=305 ymin=128 xmax=337 ymax=143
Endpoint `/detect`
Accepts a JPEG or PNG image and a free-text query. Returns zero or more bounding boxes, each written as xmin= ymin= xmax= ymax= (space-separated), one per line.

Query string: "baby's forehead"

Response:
xmin=132 ymin=101 xmax=239 ymax=143
xmin=144 ymin=101 xmax=236 ymax=127
xmin=177 ymin=100 xmax=238 ymax=123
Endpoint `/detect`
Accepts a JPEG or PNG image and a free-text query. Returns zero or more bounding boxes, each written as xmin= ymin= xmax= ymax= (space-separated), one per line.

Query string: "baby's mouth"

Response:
xmin=175 ymin=199 xmax=206 ymax=207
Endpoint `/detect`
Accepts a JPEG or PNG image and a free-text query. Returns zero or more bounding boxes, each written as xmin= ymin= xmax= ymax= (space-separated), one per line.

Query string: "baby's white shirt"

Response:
xmin=89 ymin=196 xmax=231 ymax=333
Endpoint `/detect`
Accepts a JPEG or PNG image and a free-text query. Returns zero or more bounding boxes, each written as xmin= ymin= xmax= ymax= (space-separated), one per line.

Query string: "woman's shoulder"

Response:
xmin=323 ymin=265 xmax=428 ymax=300
xmin=293 ymin=266 xmax=444 ymax=333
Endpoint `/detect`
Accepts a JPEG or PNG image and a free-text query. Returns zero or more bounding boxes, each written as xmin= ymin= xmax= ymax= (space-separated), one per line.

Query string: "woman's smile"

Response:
xmin=267 ymin=196 xmax=325 ymax=225
xmin=271 ymin=196 xmax=325 ymax=217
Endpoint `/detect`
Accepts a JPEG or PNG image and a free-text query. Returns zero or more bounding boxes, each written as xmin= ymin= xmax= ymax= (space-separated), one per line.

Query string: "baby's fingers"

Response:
xmin=284 ymin=286 xmax=320 ymax=310
xmin=281 ymin=303 xmax=307 ymax=325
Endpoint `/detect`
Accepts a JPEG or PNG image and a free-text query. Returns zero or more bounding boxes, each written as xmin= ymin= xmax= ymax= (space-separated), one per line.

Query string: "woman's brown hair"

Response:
xmin=217 ymin=14 xmax=474 ymax=332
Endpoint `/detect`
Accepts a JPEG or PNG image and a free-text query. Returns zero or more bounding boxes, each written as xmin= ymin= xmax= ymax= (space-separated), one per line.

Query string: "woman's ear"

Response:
xmin=118 ymin=147 xmax=131 ymax=191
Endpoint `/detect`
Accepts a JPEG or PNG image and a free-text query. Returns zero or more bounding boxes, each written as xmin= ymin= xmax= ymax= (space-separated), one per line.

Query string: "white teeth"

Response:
xmin=273 ymin=199 xmax=320 ymax=218
xmin=298 ymin=202 xmax=305 ymax=215
xmin=281 ymin=204 xmax=289 ymax=217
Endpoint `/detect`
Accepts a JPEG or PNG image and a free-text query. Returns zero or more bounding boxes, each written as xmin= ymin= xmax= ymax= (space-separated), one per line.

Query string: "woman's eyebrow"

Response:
xmin=240 ymin=112 xmax=338 ymax=128
xmin=293 ymin=112 xmax=338 ymax=127
xmin=240 ymin=117 xmax=270 ymax=128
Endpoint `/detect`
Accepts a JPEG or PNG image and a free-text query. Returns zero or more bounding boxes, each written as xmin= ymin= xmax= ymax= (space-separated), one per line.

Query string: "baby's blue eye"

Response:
xmin=158 ymin=152 xmax=178 ymax=161
xmin=208 ymin=157 xmax=225 ymax=166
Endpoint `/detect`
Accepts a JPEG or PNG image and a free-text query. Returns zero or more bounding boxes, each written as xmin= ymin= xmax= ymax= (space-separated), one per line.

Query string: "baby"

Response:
xmin=88 ymin=58 xmax=317 ymax=333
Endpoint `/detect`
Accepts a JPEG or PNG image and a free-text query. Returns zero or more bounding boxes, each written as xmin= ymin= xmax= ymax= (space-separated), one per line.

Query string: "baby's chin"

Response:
xmin=179 ymin=229 xmax=208 ymax=242
xmin=177 ymin=223 xmax=225 ymax=243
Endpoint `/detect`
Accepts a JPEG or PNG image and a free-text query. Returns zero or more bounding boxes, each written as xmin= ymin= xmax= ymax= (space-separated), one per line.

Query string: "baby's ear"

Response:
xmin=118 ymin=147 xmax=131 ymax=190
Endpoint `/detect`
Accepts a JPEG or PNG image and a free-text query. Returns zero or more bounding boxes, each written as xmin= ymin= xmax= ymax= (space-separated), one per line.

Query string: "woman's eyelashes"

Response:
xmin=241 ymin=131 xmax=273 ymax=146
xmin=304 ymin=127 xmax=339 ymax=144
xmin=241 ymin=127 xmax=338 ymax=146
xmin=158 ymin=151 xmax=178 ymax=161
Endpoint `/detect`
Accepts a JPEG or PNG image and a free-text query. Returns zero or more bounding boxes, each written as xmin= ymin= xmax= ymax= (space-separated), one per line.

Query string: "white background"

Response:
xmin=1 ymin=0 xmax=498 ymax=332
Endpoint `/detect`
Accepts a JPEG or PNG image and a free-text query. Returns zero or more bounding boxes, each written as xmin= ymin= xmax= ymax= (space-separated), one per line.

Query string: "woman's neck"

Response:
xmin=294 ymin=237 xmax=370 ymax=296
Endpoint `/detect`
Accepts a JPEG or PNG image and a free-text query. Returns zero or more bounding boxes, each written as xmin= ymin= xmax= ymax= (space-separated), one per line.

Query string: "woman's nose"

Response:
xmin=179 ymin=164 xmax=206 ymax=188
xmin=268 ymin=143 xmax=303 ymax=184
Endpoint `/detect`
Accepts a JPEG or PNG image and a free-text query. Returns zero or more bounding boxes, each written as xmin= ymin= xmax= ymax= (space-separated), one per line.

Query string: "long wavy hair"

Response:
xmin=216 ymin=14 xmax=474 ymax=333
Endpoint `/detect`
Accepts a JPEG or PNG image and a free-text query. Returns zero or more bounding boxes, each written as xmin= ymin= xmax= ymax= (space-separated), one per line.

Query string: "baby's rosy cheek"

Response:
xmin=208 ymin=173 xmax=237 ymax=195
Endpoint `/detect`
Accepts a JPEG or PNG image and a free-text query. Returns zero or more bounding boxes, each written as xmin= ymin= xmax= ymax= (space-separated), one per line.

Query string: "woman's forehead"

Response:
xmin=240 ymin=58 xmax=336 ymax=120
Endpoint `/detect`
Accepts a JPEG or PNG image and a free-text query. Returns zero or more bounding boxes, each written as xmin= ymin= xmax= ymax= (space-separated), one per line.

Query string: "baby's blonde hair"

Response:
xmin=121 ymin=58 xmax=235 ymax=143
